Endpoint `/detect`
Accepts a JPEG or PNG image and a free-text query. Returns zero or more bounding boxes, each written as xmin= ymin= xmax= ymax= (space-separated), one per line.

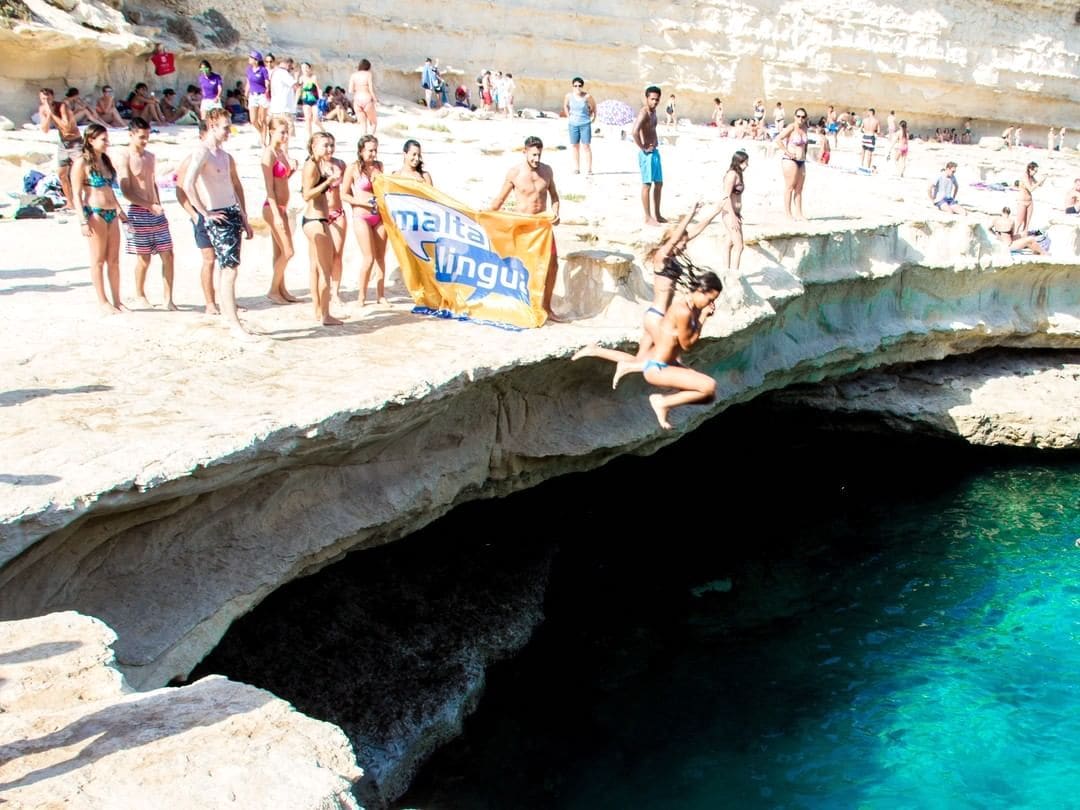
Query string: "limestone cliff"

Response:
xmin=0 ymin=611 xmax=362 ymax=808
xmin=3 ymin=0 xmax=1080 ymax=130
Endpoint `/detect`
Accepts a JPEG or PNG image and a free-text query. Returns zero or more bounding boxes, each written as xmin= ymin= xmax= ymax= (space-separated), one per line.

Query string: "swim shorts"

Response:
xmin=568 ymin=122 xmax=591 ymax=145
xmin=204 ymin=205 xmax=244 ymax=268
xmin=125 ymin=204 xmax=173 ymax=255
xmin=57 ymin=135 xmax=82 ymax=168
xmin=192 ymin=214 xmax=212 ymax=250
xmin=862 ymin=134 xmax=876 ymax=152
xmin=639 ymin=149 xmax=662 ymax=184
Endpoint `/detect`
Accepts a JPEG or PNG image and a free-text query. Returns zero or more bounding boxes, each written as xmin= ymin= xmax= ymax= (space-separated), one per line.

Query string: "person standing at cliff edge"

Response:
xmin=632 ymin=86 xmax=665 ymax=225
xmin=563 ymin=77 xmax=596 ymax=175
xmin=489 ymin=136 xmax=563 ymax=323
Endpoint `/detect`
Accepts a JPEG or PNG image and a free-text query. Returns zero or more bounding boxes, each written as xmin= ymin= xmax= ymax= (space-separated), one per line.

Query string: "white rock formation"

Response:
xmin=2 ymin=0 xmax=1080 ymax=130
xmin=767 ymin=349 xmax=1080 ymax=449
xmin=0 ymin=611 xmax=362 ymax=809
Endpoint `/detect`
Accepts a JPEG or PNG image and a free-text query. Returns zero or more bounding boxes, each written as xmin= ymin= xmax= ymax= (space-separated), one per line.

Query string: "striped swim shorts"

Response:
xmin=125 ymin=205 xmax=173 ymax=255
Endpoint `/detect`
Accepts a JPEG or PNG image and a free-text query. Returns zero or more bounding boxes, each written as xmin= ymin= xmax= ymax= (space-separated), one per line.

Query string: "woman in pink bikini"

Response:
xmin=776 ymin=106 xmax=809 ymax=220
xmin=894 ymin=119 xmax=910 ymax=178
xmin=261 ymin=118 xmax=299 ymax=304
xmin=341 ymin=134 xmax=388 ymax=309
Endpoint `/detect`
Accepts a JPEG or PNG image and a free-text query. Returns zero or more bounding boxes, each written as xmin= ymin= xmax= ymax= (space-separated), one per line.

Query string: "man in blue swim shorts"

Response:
xmin=632 ymin=85 xmax=665 ymax=225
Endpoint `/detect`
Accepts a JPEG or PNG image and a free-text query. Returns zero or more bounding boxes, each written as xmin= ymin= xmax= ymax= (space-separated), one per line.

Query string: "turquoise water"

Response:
xmin=399 ymin=417 xmax=1080 ymax=809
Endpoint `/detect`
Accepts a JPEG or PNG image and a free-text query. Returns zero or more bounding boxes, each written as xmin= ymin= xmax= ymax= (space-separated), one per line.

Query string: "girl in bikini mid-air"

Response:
xmin=573 ymin=272 xmax=723 ymax=430
xmin=588 ymin=201 xmax=721 ymax=389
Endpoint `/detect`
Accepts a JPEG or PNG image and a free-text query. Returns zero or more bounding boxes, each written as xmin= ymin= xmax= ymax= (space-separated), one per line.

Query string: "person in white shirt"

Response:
xmin=268 ymin=56 xmax=298 ymax=135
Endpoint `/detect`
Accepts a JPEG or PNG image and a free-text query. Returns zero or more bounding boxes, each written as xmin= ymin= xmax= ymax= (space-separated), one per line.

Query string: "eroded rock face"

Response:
xmin=766 ymin=349 xmax=1080 ymax=449
xmin=2 ymin=0 xmax=1079 ymax=129
xmin=0 ymin=611 xmax=362 ymax=809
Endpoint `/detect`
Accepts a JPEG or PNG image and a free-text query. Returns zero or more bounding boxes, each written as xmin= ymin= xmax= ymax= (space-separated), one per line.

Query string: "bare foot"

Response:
xmin=544 ymin=310 xmax=567 ymax=324
xmin=98 ymin=302 xmax=120 ymax=316
xmin=161 ymin=301 xmax=179 ymax=312
xmin=115 ymin=303 xmax=129 ymax=313
xmin=656 ymin=215 xmax=668 ymax=223
xmin=204 ymin=303 xmax=221 ymax=315
xmin=644 ymin=217 xmax=660 ymax=226
xmin=134 ymin=295 xmax=152 ymax=309
xmin=571 ymin=344 xmax=598 ymax=361
xmin=230 ymin=325 xmax=263 ymax=343
xmin=281 ymin=290 xmax=301 ymax=303
xmin=649 ymin=393 xmax=673 ymax=430
xmin=377 ymin=296 xmax=390 ymax=305
xmin=322 ymin=315 xmax=344 ymax=326
xmin=612 ymin=361 xmax=639 ymax=390
xmin=267 ymin=293 xmax=290 ymax=305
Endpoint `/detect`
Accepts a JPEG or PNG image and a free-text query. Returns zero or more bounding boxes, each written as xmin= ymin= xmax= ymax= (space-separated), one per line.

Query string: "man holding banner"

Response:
xmin=490 ymin=136 xmax=562 ymax=322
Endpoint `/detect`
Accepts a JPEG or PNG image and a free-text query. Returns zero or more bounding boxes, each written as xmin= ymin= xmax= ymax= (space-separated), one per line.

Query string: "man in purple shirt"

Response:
xmin=246 ymin=50 xmax=271 ymax=143
xmin=197 ymin=59 xmax=223 ymax=119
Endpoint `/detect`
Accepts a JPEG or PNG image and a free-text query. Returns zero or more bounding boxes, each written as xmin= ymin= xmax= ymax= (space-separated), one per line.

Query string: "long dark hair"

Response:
xmin=80 ymin=124 xmax=114 ymax=180
xmin=691 ymin=271 xmax=723 ymax=295
xmin=729 ymin=149 xmax=748 ymax=187
xmin=403 ymin=139 xmax=424 ymax=174
xmin=1027 ymin=161 xmax=1039 ymax=178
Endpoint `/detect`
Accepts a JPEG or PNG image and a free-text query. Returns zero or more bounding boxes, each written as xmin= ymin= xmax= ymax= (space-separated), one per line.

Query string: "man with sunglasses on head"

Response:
xmin=563 ymin=77 xmax=596 ymax=175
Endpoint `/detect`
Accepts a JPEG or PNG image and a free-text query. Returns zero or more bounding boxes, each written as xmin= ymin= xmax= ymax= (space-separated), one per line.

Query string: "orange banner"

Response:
xmin=374 ymin=175 xmax=553 ymax=328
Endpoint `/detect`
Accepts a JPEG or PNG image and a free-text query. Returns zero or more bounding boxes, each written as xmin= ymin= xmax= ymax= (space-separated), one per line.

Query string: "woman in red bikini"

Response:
xmin=261 ymin=118 xmax=299 ymax=304
xmin=341 ymin=134 xmax=388 ymax=310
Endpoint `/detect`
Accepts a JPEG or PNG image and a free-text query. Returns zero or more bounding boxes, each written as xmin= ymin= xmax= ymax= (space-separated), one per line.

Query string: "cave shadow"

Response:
xmin=0 ymin=678 xmax=271 ymax=793
xmin=0 ymin=385 xmax=111 ymax=408
xmin=0 ymin=640 xmax=82 ymax=665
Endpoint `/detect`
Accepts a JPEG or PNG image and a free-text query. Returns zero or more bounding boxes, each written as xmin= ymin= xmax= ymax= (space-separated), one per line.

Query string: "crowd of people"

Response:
xmin=24 ymin=52 xmax=1079 ymax=428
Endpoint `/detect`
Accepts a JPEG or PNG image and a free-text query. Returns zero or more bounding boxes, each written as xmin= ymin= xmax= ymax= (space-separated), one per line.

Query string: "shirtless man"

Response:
xmin=38 ymin=88 xmax=81 ymax=212
xmin=182 ymin=108 xmax=254 ymax=337
xmin=94 ymin=86 xmax=126 ymax=128
xmin=117 ymin=117 xmax=175 ymax=310
xmin=632 ymin=85 xmax=664 ymax=225
xmin=860 ymin=107 xmax=881 ymax=170
xmin=175 ymin=122 xmax=219 ymax=314
xmin=1064 ymin=178 xmax=1080 ymax=214
xmin=489 ymin=135 xmax=562 ymax=323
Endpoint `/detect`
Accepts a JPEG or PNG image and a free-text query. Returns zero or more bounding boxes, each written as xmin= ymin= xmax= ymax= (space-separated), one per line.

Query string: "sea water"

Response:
xmin=397 ymin=408 xmax=1080 ymax=809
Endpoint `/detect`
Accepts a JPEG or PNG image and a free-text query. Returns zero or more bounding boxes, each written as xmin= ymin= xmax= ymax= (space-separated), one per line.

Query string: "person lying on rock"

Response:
xmin=989 ymin=207 xmax=1046 ymax=255
xmin=573 ymin=272 xmax=723 ymax=430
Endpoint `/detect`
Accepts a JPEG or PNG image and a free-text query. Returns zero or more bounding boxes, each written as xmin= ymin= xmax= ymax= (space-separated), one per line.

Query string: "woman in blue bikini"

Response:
xmin=776 ymin=106 xmax=809 ymax=220
xmin=573 ymin=272 xmax=723 ymax=429
xmin=73 ymin=123 xmax=128 ymax=314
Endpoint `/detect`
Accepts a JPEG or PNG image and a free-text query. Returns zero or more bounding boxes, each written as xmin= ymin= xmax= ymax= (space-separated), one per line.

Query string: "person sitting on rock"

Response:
xmin=65 ymin=88 xmax=108 ymax=127
xmin=126 ymin=83 xmax=165 ymax=124
xmin=989 ymin=207 xmax=1046 ymax=254
xmin=929 ymin=162 xmax=961 ymax=214
xmin=93 ymin=86 xmax=126 ymax=128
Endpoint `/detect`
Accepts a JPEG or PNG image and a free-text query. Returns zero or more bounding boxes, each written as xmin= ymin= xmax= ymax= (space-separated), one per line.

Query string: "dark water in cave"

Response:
xmin=196 ymin=401 xmax=1080 ymax=809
